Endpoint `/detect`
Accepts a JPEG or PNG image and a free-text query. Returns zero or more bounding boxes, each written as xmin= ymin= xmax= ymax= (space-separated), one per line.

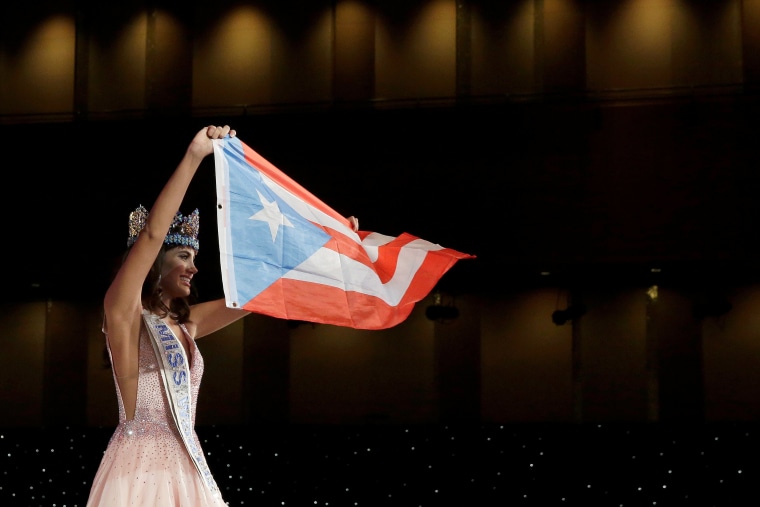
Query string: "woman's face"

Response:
xmin=159 ymin=246 xmax=198 ymax=299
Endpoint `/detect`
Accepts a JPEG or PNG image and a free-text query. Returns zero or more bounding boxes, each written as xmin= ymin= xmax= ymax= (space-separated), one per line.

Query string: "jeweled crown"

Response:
xmin=127 ymin=205 xmax=200 ymax=251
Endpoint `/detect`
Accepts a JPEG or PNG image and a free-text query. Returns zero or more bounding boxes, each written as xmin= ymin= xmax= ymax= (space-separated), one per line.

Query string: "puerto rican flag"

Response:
xmin=213 ymin=135 xmax=474 ymax=330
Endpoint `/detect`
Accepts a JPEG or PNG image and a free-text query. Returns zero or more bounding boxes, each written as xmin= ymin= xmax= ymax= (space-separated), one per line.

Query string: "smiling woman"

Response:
xmin=86 ymin=125 xmax=251 ymax=507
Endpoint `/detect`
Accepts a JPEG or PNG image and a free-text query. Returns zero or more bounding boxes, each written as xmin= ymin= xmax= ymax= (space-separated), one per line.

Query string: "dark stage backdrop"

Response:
xmin=5 ymin=97 xmax=760 ymax=303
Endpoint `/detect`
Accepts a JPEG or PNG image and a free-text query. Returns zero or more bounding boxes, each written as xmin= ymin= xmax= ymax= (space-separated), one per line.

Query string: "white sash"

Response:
xmin=142 ymin=310 xmax=221 ymax=499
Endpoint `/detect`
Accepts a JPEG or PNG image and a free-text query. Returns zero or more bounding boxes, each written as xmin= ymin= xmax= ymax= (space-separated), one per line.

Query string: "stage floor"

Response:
xmin=1 ymin=422 xmax=755 ymax=506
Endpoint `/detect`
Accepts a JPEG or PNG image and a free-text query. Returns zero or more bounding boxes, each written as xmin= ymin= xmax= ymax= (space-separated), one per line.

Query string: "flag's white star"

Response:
xmin=249 ymin=190 xmax=294 ymax=241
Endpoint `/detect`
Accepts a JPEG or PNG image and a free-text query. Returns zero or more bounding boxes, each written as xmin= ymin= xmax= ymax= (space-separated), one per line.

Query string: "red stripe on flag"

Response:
xmin=400 ymin=247 xmax=469 ymax=303
xmin=240 ymin=278 xmax=417 ymax=329
xmin=239 ymin=246 xmax=470 ymax=329
xmin=319 ymin=228 xmax=374 ymax=271
xmin=241 ymin=142 xmax=353 ymax=230
xmin=321 ymin=228 xmax=443 ymax=284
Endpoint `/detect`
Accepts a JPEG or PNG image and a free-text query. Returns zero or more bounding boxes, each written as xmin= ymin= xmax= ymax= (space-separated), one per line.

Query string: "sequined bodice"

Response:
xmin=90 ymin=318 xmax=225 ymax=506
xmin=111 ymin=320 xmax=204 ymax=427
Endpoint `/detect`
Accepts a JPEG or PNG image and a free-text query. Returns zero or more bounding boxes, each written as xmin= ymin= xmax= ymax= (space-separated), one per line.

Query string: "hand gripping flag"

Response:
xmin=213 ymin=135 xmax=475 ymax=330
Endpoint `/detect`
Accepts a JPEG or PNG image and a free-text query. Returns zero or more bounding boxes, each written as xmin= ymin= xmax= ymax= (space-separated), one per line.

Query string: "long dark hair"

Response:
xmin=103 ymin=244 xmax=197 ymax=369
xmin=115 ymin=243 xmax=197 ymax=324
xmin=141 ymin=244 xmax=196 ymax=324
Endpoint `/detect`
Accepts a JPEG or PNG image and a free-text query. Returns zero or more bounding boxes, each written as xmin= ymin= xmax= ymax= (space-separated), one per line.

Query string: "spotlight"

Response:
xmin=551 ymin=304 xmax=587 ymax=326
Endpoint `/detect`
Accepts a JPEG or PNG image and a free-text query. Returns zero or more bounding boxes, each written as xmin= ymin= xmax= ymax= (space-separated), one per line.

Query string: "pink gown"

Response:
xmin=87 ymin=320 xmax=227 ymax=506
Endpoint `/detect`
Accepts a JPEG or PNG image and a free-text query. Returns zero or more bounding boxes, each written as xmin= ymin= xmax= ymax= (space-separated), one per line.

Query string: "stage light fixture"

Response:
xmin=551 ymin=304 xmax=587 ymax=326
xmin=426 ymin=291 xmax=460 ymax=322
xmin=425 ymin=305 xmax=460 ymax=321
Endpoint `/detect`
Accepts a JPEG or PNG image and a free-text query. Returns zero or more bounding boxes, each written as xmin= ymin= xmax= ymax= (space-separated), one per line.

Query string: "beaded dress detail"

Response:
xmin=86 ymin=317 xmax=226 ymax=506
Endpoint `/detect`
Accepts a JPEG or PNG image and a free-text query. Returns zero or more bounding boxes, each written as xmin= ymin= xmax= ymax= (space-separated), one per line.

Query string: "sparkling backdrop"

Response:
xmin=0 ymin=423 xmax=755 ymax=506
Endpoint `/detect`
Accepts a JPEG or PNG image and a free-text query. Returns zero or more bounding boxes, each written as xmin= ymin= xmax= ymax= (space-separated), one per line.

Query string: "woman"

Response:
xmin=87 ymin=125 xmax=247 ymax=506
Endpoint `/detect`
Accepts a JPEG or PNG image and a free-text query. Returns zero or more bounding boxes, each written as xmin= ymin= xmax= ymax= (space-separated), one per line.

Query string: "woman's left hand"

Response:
xmin=188 ymin=125 xmax=236 ymax=159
